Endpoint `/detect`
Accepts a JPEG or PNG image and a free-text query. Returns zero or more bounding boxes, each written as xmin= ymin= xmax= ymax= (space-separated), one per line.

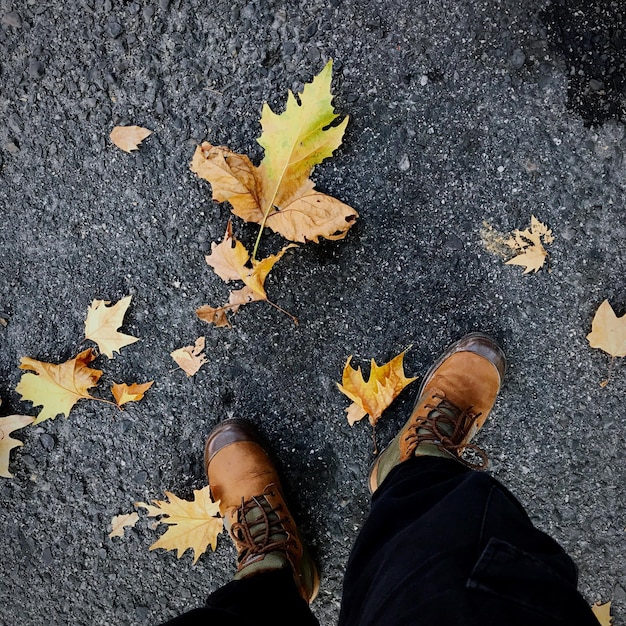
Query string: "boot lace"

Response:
xmin=403 ymin=393 xmax=488 ymax=469
xmin=229 ymin=490 xmax=296 ymax=568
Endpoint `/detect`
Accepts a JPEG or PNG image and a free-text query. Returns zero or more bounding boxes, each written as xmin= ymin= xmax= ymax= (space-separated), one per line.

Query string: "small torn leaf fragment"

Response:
xmin=110 ymin=125 xmax=152 ymax=153
xmin=112 ymin=381 xmax=154 ymax=407
xmin=504 ymin=215 xmax=554 ymax=274
xmin=135 ymin=486 xmax=223 ymax=564
xmin=190 ymin=61 xmax=358 ymax=245
xmin=337 ymin=350 xmax=417 ymax=427
xmin=586 ymin=300 xmax=626 ymax=358
xmin=171 ymin=337 xmax=208 ymax=377
xmin=15 ymin=349 xmax=102 ymax=424
xmin=109 ymin=512 xmax=139 ymax=539
xmin=0 ymin=404 xmax=35 ymax=478
xmin=591 ymin=601 xmax=613 ymax=626
xmin=85 ymin=296 xmax=139 ymax=359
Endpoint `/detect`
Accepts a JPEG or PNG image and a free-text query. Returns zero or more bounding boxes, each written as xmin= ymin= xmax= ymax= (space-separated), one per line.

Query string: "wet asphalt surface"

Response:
xmin=1 ymin=0 xmax=625 ymax=624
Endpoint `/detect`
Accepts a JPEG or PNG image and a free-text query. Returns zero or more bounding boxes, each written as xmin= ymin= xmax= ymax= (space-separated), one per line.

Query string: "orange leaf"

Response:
xmin=111 ymin=381 xmax=153 ymax=407
xmin=84 ymin=296 xmax=139 ymax=358
xmin=15 ymin=349 xmax=102 ymax=424
xmin=337 ymin=350 xmax=417 ymax=426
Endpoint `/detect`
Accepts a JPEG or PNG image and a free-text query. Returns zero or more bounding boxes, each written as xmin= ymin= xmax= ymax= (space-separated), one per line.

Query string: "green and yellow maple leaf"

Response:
xmin=190 ymin=60 xmax=358 ymax=247
xmin=135 ymin=486 xmax=223 ymax=564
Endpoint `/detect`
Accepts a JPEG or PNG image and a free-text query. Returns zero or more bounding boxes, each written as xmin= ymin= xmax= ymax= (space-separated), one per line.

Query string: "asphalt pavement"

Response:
xmin=1 ymin=0 xmax=625 ymax=624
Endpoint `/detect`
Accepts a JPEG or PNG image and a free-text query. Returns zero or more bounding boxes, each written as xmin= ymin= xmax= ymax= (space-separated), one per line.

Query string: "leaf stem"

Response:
xmin=266 ymin=299 xmax=298 ymax=325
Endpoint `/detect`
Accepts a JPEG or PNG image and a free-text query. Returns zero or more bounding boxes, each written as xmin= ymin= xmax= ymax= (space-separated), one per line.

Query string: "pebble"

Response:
xmin=40 ymin=434 xmax=55 ymax=451
xmin=134 ymin=470 xmax=148 ymax=484
xmin=28 ymin=61 xmax=45 ymax=79
xmin=589 ymin=78 xmax=605 ymax=91
xmin=3 ymin=141 xmax=19 ymax=154
xmin=420 ymin=75 xmax=428 ymax=86
xmin=398 ymin=153 xmax=410 ymax=171
xmin=159 ymin=0 xmax=170 ymax=10
xmin=107 ymin=21 xmax=123 ymax=38
xmin=42 ymin=547 xmax=54 ymax=566
xmin=510 ymin=48 xmax=525 ymax=69
xmin=1 ymin=11 xmax=21 ymax=28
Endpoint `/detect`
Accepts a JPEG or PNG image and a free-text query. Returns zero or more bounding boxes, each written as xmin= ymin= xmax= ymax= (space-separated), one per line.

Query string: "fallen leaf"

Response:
xmin=337 ymin=350 xmax=417 ymax=426
xmin=171 ymin=337 xmax=208 ymax=377
xmin=110 ymin=125 xmax=152 ymax=153
xmin=85 ymin=296 xmax=139 ymax=358
xmin=15 ymin=349 xmax=102 ymax=424
xmin=504 ymin=215 xmax=554 ymax=274
xmin=198 ymin=222 xmax=297 ymax=326
xmin=109 ymin=512 xmax=139 ymax=539
xmin=592 ymin=601 xmax=613 ymax=626
xmin=111 ymin=381 xmax=154 ymax=407
xmin=191 ymin=61 xmax=358 ymax=244
xmin=136 ymin=486 xmax=223 ymax=564
xmin=587 ymin=300 xmax=626 ymax=358
xmin=0 ymin=405 xmax=35 ymax=478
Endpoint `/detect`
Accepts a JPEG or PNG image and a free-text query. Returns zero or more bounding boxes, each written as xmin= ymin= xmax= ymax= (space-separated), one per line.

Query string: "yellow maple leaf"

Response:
xmin=16 ymin=349 xmax=102 ymax=424
xmin=0 ymin=403 xmax=35 ymax=478
xmin=109 ymin=512 xmax=139 ymax=539
xmin=110 ymin=125 xmax=152 ymax=152
xmin=337 ymin=350 xmax=417 ymax=426
xmin=136 ymin=486 xmax=223 ymax=564
xmin=190 ymin=61 xmax=358 ymax=245
xmin=111 ymin=381 xmax=154 ymax=407
xmin=592 ymin=601 xmax=613 ymax=626
xmin=85 ymin=296 xmax=139 ymax=359
xmin=171 ymin=337 xmax=208 ymax=377
xmin=504 ymin=215 xmax=554 ymax=274
xmin=587 ymin=300 xmax=626 ymax=358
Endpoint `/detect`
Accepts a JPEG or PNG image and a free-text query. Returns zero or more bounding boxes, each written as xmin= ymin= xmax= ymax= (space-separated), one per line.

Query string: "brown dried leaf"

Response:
xmin=592 ymin=601 xmax=613 ymax=626
xmin=586 ymin=300 xmax=626 ymax=358
xmin=0 ymin=407 xmax=35 ymax=478
xmin=504 ymin=215 xmax=554 ymax=274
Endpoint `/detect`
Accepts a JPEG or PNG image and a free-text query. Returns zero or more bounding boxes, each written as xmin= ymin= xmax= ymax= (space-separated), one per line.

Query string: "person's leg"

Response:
xmin=161 ymin=419 xmax=319 ymax=626
xmin=340 ymin=333 xmax=598 ymax=626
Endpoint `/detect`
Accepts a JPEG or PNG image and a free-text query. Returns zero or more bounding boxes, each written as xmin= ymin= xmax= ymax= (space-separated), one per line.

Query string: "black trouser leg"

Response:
xmin=161 ymin=567 xmax=319 ymax=626
xmin=338 ymin=456 xmax=598 ymax=626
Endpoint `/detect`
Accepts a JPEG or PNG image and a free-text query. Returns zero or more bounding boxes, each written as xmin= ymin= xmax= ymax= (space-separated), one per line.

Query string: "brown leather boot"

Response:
xmin=205 ymin=418 xmax=320 ymax=602
xmin=369 ymin=333 xmax=506 ymax=493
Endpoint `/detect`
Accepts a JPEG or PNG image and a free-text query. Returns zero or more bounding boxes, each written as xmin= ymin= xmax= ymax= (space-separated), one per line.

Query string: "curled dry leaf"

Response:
xmin=504 ymin=215 xmax=554 ymax=274
xmin=197 ymin=221 xmax=296 ymax=326
xmin=171 ymin=337 xmax=208 ymax=377
xmin=110 ymin=125 xmax=152 ymax=153
xmin=111 ymin=381 xmax=154 ymax=407
xmin=0 ymin=404 xmax=35 ymax=478
xmin=15 ymin=349 xmax=102 ymax=424
xmin=337 ymin=350 xmax=417 ymax=427
xmin=109 ymin=512 xmax=140 ymax=539
xmin=190 ymin=61 xmax=358 ymax=245
xmin=84 ymin=296 xmax=139 ymax=359
xmin=135 ymin=486 xmax=223 ymax=565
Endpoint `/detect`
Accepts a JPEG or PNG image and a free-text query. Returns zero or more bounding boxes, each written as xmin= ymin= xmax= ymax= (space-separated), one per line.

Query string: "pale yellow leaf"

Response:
xmin=171 ymin=337 xmax=208 ymax=377
xmin=84 ymin=296 xmax=139 ymax=359
xmin=145 ymin=486 xmax=223 ymax=564
xmin=0 ymin=411 xmax=35 ymax=478
xmin=587 ymin=300 xmax=626 ymax=358
xmin=110 ymin=125 xmax=152 ymax=152
xmin=109 ymin=512 xmax=139 ymax=539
